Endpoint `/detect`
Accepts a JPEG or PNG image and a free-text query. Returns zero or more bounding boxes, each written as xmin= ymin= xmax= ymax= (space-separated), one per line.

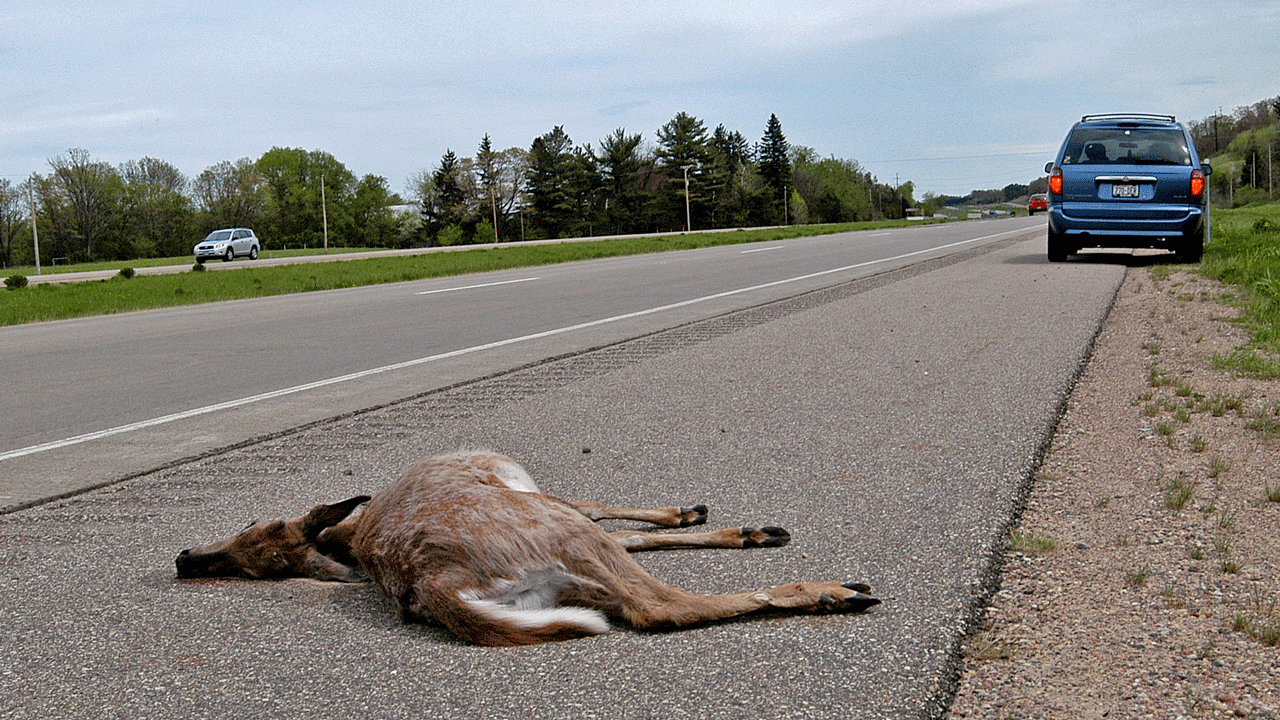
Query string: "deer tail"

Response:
xmin=448 ymin=566 xmax=612 ymax=646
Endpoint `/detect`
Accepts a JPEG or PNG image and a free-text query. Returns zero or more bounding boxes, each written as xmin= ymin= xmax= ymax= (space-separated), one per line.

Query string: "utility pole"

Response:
xmin=320 ymin=174 xmax=329 ymax=252
xmin=27 ymin=178 xmax=41 ymax=275
xmin=682 ymin=165 xmax=693 ymax=232
xmin=490 ymin=187 xmax=499 ymax=242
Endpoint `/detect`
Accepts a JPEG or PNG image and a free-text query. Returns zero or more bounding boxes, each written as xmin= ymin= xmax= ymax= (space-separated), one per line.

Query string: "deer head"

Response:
xmin=176 ymin=496 xmax=370 ymax=582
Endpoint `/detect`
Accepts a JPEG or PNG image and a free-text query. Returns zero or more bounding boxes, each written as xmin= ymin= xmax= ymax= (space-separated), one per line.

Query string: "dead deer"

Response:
xmin=176 ymin=450 xmax=879 ymax=645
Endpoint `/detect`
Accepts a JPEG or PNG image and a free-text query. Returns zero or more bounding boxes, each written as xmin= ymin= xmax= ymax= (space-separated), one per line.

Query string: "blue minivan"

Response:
xmin=1044 ymin=113 xmax=1211 ymax=262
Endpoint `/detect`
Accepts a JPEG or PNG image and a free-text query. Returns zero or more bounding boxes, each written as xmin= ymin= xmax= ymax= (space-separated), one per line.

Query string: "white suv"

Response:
xmin=194 ymin=228 xmax=261 ymax=263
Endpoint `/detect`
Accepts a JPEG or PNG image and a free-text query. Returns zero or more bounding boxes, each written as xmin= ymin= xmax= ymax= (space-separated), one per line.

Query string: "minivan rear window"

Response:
xmin=1061 ymin=128 xmax=1191 ymax=166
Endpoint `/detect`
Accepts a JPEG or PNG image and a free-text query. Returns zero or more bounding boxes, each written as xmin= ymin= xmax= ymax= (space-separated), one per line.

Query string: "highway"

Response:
xmin=0 ymin=215 xmax=1129 ymax=718
xmin=3 ymin=218 xmax=1041 ymax=510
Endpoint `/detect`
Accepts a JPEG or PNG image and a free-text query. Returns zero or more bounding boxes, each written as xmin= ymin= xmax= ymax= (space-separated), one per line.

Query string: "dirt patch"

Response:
xmin=948 ymin=266 xmax=1280 ymax=719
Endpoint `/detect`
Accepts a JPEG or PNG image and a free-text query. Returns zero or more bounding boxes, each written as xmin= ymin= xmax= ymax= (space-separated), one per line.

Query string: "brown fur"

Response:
xmin=177 ymin=450 xmax=878 ymax=645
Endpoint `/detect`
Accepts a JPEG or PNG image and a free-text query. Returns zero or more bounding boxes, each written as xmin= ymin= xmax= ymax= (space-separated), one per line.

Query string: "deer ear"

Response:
xmin=301 ymin=496 xmax=371 ymax=539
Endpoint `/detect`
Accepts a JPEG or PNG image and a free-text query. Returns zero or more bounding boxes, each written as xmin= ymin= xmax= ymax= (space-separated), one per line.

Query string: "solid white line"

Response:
xmin=0 ymin=226 xmax=1028 ymax=462
xmin=740 ymin=246 xmax=784 ymax=254
xmin=416 ymin=276 xmax=540 ymax=295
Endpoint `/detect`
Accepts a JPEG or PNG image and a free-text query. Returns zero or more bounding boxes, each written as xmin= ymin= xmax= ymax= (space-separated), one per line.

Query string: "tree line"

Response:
xmin=0 ymin=148 xmax=404 ymax=268
xmin=0 ymin=112 xmax=914 ymax=268
xmin=407 ymin=112 xmax=911 ymax=245
xmin=1190 ymin=95 xmax=1280 ymax=206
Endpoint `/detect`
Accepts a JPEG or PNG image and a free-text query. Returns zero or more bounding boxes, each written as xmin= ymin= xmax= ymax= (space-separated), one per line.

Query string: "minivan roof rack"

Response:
xmin=1081 ymin=113 xmax=1176 ymax=123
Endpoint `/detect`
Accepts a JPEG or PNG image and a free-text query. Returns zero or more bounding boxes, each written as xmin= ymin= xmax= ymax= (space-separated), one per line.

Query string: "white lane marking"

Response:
xmin=416 ymin=276 xmax=540 ymax=295
xmin=741 ymin=246 xmax=783 ymax=254
xmin=1 ymin=226 xmax=1028 ymax=462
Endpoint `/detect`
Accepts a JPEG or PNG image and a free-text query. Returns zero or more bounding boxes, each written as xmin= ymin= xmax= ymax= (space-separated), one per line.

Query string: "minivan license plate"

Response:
xmin=1112 ymin=183 xmax=1139 ymax=198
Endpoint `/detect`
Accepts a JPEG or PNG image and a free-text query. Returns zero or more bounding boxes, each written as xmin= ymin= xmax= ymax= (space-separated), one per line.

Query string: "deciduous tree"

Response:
xmin=256 ymin=148 xmax=356 ymax=248
xmin=0 ymin=179 xmax=26 ymax=268
xmin=120 ymin=157 xmax=194 ymax=257
xmin=43 ymin=148 xmax=123 ymax=260
xmin=193 ymin=158 xmax=267 ymax=234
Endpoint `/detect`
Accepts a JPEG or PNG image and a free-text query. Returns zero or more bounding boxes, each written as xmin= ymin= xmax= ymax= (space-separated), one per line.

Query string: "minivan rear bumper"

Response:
xmin=1048 ymin=204 xmax=1205 ymax=247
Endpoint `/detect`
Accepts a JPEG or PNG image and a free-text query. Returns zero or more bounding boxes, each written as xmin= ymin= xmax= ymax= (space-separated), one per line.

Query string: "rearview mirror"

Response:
xmin=1044 ymin=162 xmax=1054 ymax=174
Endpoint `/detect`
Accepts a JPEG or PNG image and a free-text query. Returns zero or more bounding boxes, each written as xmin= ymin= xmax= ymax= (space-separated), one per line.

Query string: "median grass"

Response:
xmin=0 ymin=221 xmax=921 ymax=326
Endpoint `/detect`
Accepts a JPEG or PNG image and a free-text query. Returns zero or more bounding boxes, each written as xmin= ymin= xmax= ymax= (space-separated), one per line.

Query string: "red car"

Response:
xmin=1027 ymin=193 xmax=1048 ymax=215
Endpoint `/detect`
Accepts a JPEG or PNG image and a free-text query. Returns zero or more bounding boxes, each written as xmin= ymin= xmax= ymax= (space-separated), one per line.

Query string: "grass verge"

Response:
xmin=1200 ymin=202 xmax=1280 ymax=374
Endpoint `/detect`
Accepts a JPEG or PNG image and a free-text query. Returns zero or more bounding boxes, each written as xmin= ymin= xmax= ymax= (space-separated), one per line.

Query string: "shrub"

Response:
xmin=118 ymin=267 xmax=135 ymax=279
xmin=4 ymin=274 xmax=28 ymax=290
xmin=191 ymin=263 xmax=206 ymax=272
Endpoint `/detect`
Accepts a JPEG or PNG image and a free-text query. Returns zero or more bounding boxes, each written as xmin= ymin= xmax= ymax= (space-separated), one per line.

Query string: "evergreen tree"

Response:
xmin=656 ymin=113 xmax=714 ymax=228
xmin=525 ymin=126 xmax=577 ymax=238
xmin=433 ymin=149 xmax=466 ymax=224
xmin=707 ymin=124 xmax=756 ymax=227
xmin=758 ymin=114 xmax=792 ymax=221
xmin=597 ymin=128 xmax=647 ymax=234
xmin=476 ymin=135 xmax=500 ymax=241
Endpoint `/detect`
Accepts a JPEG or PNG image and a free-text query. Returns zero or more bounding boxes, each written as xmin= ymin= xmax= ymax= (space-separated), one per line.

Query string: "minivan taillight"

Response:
xmin=1049 ymin=167 xmax=1063 ymax=195
xmin=1190 ymin=169 xmax=1205 ymax=197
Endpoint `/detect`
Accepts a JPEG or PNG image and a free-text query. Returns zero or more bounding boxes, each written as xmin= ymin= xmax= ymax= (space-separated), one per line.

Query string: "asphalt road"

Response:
xmin=0 ymin=217 xmax=1127 ymax=718
xmin=2 ymin=218 xmax=1040 ymax=511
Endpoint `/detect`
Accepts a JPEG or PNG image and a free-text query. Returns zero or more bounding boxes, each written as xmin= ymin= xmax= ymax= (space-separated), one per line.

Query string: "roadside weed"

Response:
xmin=1206 ymin=456 xmax=1231 ymax=479
xmin=1164 ymin=476 xmax=1195 ymax=512
xmin=964 ymin=630 xmax=1016 ymax=661
xmin=1007 ymin=530 xmax=1056 ymax=554
xmin=1265 ymin=481 xmax=1280 ymax=503
xmin=1125 ymin=566 xmax=1152 ymax=587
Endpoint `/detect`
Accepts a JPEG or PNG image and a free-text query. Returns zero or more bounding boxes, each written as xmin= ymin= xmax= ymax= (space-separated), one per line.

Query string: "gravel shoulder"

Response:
xmin=948 ymin=264 xmax=1280 ymax=718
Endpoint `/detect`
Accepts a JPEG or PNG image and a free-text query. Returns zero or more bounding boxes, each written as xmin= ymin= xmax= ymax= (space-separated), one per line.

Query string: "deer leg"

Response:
xmin=608 ymin=526 xmax=791 ymax=551
xmin=567 ymin=500 xmax=708 ymax=528
xmin=621 ymin=580 xmax=880 ymax=630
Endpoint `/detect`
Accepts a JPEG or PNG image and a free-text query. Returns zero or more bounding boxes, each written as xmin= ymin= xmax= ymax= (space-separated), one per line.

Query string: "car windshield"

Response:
xmin=203 ymin=230 xmax=233 ymax=242
xmin=1061 ymin=128 xmax=1191 ymax=166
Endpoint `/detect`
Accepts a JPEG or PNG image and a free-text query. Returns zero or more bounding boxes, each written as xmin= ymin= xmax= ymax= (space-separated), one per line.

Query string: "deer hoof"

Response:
xmin=836 ymin=586 xmax=881 ymax=613
xmin=741 ymin=526 xmax=791 ymax=548
xmin=678 ymin=504 xmax=709 ymax=527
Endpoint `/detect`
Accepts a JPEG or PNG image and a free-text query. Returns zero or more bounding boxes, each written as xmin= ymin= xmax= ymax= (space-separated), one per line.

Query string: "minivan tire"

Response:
xmin=1047 ymin=229 xmax=1070 ymax=263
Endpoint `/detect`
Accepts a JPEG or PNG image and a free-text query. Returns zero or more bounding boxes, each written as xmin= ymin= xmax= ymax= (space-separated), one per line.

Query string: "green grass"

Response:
xmin=1125 ymin=566 xmax=1152 ymax=587
xmin=1006 ymin=529 xmax=1056 ymax=554
xmin=1201 ymin=203 xmax=1280 ymax=373
xmin=8 ymin=246 xmax=387 ymax=276
xmin=0 ymin=221 xmax=928 ymax=326
xmin=1164 ymin=475 xmax=1195 ymax=512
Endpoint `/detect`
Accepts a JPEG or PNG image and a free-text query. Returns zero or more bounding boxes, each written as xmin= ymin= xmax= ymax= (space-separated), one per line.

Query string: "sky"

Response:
xmin=3 ymin=0 xmax=1277 ymax=199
